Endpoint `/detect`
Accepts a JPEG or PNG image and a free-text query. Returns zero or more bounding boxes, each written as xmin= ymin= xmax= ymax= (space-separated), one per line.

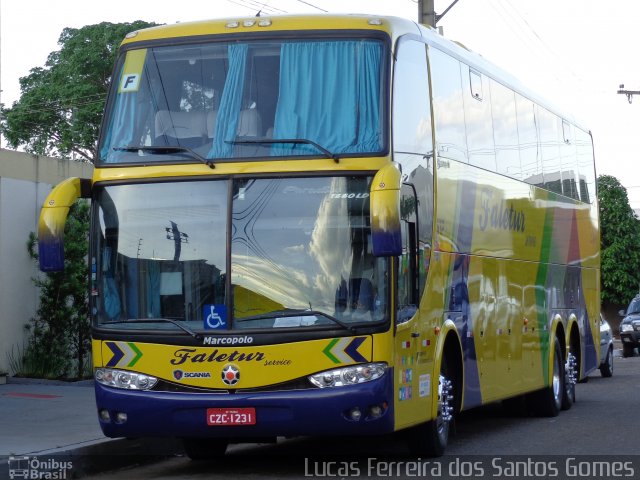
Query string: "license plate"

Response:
xmin=622 ymin=337 xmax=631 ymax=343
xmin=207 ymin=408 xmax=256 ymax=426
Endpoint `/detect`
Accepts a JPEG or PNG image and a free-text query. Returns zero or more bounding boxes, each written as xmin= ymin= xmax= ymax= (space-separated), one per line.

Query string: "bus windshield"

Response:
xmin=98 ymin=36 xmax=387 ymax=164
xmin=92 ymin=176 xmax=389 ymax=332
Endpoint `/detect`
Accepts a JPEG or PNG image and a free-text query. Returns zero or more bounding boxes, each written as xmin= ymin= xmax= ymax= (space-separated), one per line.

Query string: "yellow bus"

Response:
xmin=38 ymin=14 xmax=600 ymax=458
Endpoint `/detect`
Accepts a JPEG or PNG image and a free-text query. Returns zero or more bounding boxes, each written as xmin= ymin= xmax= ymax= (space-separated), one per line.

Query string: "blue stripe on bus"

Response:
xmin=455 ymin=180 xmax=482 ymax=409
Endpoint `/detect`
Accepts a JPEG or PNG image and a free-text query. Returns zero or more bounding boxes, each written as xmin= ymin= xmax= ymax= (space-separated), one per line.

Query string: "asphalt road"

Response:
xmin=87 ymin=350 xmax=640 ymax=479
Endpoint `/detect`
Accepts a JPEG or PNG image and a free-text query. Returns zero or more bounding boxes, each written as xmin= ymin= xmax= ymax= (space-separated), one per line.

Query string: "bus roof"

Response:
xmin=120 ymin=14 xmax=420 ymax=45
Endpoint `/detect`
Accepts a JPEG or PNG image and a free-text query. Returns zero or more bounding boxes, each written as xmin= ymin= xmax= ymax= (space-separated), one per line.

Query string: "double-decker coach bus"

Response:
xmin=38 ymin=14 xmax=600 ymax=458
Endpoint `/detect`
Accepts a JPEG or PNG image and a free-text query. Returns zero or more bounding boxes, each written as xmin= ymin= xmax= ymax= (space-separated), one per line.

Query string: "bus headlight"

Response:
xmin=308 ymin=362 xmax=387 ymax=388
xmin=95 ymin=368 xmax=158 ymax=390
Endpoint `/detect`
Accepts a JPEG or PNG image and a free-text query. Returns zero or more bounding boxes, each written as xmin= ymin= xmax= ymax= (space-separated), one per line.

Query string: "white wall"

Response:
xmin=0 ymin=150 xmax=92 ymax=373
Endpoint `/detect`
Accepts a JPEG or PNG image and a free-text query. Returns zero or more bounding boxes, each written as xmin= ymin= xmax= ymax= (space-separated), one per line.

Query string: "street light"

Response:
xmin=617 ymin=84 xmax=640 ymax=104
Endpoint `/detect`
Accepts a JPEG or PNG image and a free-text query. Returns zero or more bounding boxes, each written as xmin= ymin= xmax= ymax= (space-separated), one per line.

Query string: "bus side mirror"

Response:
xmin=370 ymin=163 xmax=402 ymax=257
xmin=38 ymin=177 xmax=91 ymax=272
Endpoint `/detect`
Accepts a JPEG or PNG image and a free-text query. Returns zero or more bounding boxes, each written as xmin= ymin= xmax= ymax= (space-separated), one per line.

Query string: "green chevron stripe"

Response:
xmin=322 ymin=338 xmax=341 ymax=364
xmin=535 ymin=203 xmax=555 ymax=386
xmin=127 ymin=342 xmax=143 ymax=367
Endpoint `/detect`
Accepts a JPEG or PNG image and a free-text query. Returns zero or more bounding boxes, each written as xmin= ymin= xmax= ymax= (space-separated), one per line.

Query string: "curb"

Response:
xmin=61 ymin=437 xmax=183 ymax=477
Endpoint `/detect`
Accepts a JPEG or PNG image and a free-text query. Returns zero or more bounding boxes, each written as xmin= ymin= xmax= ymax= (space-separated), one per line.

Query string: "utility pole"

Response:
xmin=418 ymin=0 xmax=461 ymax=28
xmin=418 ymin=0 xmax=437 ymax=28
xmin=166 ymin=221 xmax=189 ymax=262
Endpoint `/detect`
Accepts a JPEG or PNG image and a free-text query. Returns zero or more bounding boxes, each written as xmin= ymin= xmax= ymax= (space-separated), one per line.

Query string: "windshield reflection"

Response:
xmin=92 ymin=177 xmax=388 ymax=332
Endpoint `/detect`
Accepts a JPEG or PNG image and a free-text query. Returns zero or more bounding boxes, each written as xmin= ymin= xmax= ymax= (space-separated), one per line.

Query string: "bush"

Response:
xmin=11 ymin=200 xmax=91 ymax=379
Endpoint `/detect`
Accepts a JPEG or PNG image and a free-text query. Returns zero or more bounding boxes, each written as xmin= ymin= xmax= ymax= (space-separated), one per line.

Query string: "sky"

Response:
xmin=2 ymin=0 xmax=640 ymax=207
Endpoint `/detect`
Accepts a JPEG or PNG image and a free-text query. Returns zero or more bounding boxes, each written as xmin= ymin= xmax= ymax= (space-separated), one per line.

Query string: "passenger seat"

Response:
xmin=237 ymin=108 xmax=262 ymax=137
xmin=155 ymin=110 xmax=208 ymax=148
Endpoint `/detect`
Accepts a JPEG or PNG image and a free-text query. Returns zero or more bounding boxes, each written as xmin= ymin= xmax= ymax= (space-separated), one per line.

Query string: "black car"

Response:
xmin=619 ymin=295 xmax=640 ymax=357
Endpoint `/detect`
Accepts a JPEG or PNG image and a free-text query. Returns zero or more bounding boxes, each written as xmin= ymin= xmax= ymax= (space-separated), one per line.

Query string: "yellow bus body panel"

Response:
xmin=93 ymin=335 xmax=394 ymax=389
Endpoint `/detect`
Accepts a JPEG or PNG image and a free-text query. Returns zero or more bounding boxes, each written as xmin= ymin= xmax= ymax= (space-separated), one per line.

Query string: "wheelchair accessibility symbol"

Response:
xmin=203 ymin=304 xmax=227 ymax=329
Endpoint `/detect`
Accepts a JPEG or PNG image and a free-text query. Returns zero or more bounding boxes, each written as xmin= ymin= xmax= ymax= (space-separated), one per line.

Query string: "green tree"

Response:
xmin=598 ymin=174 xmax=640 ymax=305
xmin=24 ymin=201 xmax=91 ymax=379
xmin=0 ymin=21 xmax=157 ymax=162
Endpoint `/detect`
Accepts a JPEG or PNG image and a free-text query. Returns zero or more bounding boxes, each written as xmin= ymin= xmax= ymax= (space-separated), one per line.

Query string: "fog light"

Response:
xmin=349 ymin=408 xmax=362 ymax=421
xmin=369 ymin=405 xmax=383 ymax=418
xmin=99 ymin=409 xmax=111 ymax=422
xmin=115 ymin=412 xmax=128 ymax=423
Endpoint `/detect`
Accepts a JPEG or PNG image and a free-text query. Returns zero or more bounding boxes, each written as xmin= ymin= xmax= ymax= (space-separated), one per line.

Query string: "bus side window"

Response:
xmin=398 ymin=183 xmax=419 ymax=323
xmin=392 ymin=37 xmax=434 ymax=309
xmin=430 ymin=47 xmax=467 ymax=164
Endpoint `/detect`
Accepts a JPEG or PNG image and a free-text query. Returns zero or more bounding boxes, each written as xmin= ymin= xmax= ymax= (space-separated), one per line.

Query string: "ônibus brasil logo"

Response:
xmin=8 ymin=456 xmax=73 ymax=479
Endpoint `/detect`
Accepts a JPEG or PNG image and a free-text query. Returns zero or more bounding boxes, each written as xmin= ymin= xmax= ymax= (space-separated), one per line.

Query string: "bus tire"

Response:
xmin=182 ymin=438 xmax=228 ymax=461
xmin=527 ymin=340 xmax=563 ymax=417
xmin=561 ymin=342 xmax=577 ymax=410
xmin=407 ymin=358 xmax=455 ymax=457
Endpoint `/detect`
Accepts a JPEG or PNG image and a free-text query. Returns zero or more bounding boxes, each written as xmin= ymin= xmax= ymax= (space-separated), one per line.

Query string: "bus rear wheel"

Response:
xmin=182 ymin=438 xmax=228 ymax=461
xmin=562 ymin=345 xmax=577 ymax=410
xmin=407 ymin=361 xmax=455 ymax=457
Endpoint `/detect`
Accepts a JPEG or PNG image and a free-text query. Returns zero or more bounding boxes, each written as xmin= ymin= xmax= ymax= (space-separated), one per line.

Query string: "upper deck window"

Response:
xmin=99 ymin=36 xmax=387 ymax=164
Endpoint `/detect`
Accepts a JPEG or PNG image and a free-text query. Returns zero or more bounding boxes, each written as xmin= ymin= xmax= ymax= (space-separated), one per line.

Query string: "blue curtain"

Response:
xmin=272 ymin=40 xmax=382 ymax=156
xmin=100 ymin=93 xmax=138 ymax=161
xmin=208 ymin=44 xmax=249 ymax=158
xmin=101 ymin=246 xmax=122 ymax=320
xmin=146 ymin=261 xmax=161 ymax=318
xmin=103 ymin=276 xmax=122 ymax=320
xmin=356 ymin=42 xmax=383 ymax=151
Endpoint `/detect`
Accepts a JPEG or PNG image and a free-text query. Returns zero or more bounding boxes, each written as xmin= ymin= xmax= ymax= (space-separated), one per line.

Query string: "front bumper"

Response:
xmin=96 ymin=369 xmax=394 ymax=439
xmin=620 ymin=331 xmax=640 ymax=346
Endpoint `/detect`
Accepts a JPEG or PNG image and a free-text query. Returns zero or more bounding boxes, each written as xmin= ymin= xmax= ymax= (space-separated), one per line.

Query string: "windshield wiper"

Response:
xmin=114 ymin=145 xmax=215 ymax=169
xmin=103 ymin=318 xmax=202 ymax=339
xmin=236 ymin=309 xmax=356 ymax=333
xmin=228 ymin=137 xmax=340 ymax=163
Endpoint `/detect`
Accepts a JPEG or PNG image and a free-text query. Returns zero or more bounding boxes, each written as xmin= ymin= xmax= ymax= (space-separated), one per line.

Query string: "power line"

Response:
xmin=242 ymin=0 xmax=287 ymax=14
xmin=293 ymin=0 xmax=328 ymax=13
xmin=225 ymin=0 xmax=284 ymax=15
xmin=489 ymin=0 xmax=582 ymax=85
xmin=4 ymin=95 xmax=106 ymax=117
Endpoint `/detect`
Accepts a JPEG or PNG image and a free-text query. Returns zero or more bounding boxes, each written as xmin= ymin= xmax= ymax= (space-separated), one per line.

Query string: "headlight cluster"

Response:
xmin=308 ymin=362 xmax=387 ymax=388
xmin=620 ymin=324 xmax=634 ymax=333
xmin=95 ymin=368 xmax=158 ymax=390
